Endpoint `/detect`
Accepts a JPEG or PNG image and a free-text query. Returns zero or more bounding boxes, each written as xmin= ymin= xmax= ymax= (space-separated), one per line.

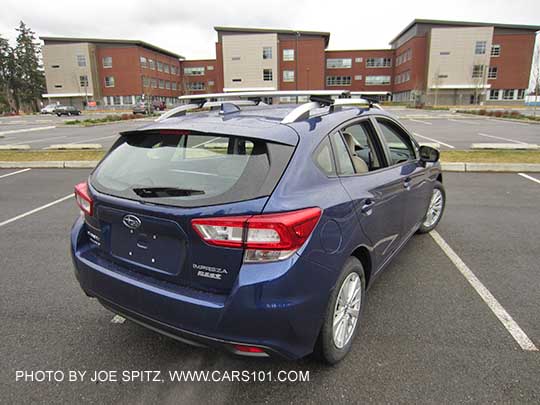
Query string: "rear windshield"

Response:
xmin=91 ymin=131 xmax=294 ymax=207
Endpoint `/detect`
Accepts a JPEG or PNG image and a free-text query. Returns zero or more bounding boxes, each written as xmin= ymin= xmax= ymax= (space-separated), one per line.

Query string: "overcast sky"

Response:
xmin=1 ymin=0 xmax=539 ymax=59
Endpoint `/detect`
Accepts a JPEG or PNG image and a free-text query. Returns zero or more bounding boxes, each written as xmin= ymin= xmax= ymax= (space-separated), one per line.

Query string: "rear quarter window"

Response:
xmin=91 ymin=131 xmax=294 ymax=207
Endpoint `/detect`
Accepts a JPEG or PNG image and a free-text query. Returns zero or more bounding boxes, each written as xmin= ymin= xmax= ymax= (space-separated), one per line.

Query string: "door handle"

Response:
xmin=361 ymin=199 xmax=375 ymax=214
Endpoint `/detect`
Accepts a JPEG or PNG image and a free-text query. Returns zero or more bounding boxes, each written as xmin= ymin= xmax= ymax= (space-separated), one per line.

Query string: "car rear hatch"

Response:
xmin=82 ymin=128 xmax=296 ymax=294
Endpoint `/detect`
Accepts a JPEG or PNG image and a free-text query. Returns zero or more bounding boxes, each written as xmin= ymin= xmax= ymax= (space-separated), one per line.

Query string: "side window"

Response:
xmin=313 ymin=137 xmax=336 ymax=176
xmin=376 ymin=119 xmax=416 ymax=165
xmin=342 ymin=121 xmax=385 ymax=171
xmin=330 ymin=132 xmax=355 ymax=175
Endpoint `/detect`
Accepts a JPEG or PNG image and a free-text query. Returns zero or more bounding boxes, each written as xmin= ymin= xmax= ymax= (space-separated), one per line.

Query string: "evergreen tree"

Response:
xmin=13 ymin=21 xmax=45 ymax=112
xmin=0 ymin=35 xmax=14 ymax=113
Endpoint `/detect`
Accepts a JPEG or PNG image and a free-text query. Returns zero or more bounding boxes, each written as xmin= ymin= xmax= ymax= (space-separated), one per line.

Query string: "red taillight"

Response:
xmin=233 ymin=344 xmax=265 ymax=354
xmin=191 ymin=207 xmax=322 ymax=262
xmin=74 ymin=182 xmax=93 ymax=216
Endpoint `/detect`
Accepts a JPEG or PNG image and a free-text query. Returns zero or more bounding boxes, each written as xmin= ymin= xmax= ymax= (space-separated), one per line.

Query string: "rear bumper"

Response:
xmin=71 ymin=217 xmax=335 ymax=360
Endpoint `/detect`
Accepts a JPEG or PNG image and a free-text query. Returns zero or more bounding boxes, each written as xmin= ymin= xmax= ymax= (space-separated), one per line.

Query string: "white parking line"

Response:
xmin=413 ymin=132 xmax=455 ymax=149
xmin=193 ymin=136 xmax=223 ymax=148
xmin=477 ymin=132 xmax=528 ymax=145
xmin=518 ymin=173 xmax=540 ymax=185
xmin=0 ymin=135 xmax=68 ymax=145
xmin=430 ymin=230 xmax=538 ymax=352
xmin=0 ymin=126 xmax=56 ymax=136
xmin=0 ymin=194 xmax=73 ymax=228
xmin=72 ymin=135 xmax=117 ymax=144
xmin=409 ymin=118 xmax=432 ymax=125
xmin=0 ymin=168 xmax=31 ymax=179
xmin=448 ymin=118 xmax=476 ymax=125
xmin=488 ymin=119 xmax=530 ymax=126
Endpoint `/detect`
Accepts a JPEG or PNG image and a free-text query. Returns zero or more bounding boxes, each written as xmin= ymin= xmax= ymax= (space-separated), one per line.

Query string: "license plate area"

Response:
xmin=98 ymin=206 xmax=187 ymax=276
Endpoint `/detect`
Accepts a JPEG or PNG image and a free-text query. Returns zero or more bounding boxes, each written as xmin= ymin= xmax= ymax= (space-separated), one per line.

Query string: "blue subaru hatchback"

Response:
xmin=71 ymin=91 xmax=445 ymax=364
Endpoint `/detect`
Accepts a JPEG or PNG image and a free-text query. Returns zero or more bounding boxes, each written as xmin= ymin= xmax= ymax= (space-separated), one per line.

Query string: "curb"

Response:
xmin=0 ymin=161 xmax=99 ymax=168
xmin=60 ymin=117 xmax=155 ymax=128
xmin=1 ymin=161 xmax=539 ymax=172
xmin=441 ymin=162 xmax=540 ymax=172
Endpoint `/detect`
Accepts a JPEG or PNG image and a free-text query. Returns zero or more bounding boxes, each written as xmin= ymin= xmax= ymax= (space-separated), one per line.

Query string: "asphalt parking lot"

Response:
xmin=1 ymin=108 xmax=538 ymax=151
xmin=1 ymin=168 xmax=539 ymax=403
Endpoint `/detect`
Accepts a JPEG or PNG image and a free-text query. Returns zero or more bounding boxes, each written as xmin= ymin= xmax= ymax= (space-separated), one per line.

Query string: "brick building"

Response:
xmin=41 ymin=37 xmax=184 ymax=108
xmin=42 ymin=19 xmax=539 ymax=107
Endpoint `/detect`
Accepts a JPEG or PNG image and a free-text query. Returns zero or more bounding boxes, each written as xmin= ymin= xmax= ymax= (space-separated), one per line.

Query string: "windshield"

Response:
xmin=91 ymin=131 xmax=294 ymax=207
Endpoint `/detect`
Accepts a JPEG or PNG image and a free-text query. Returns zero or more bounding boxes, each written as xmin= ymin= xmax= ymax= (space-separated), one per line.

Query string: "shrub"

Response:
xmin=493 ymin=110 xmax=503 ymax=117
xmin=478 ymin=109 xmax=487 ymax=115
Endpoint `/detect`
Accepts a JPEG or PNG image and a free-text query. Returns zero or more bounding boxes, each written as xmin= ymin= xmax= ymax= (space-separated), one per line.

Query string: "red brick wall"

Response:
xmin=180 ymin=59 xmax=219 ymax=95
xmin=279 ymin=38 xmax=326 ymax=90
xmin=324 ymin=49 xmax=394 ymax=92
xmin=392 ymin=35 xmax=427 ymax=94
xmin=488 ymin=33 xmax=536 ymax=89
xmin=96 ymin=45 xmax=182 ymax=98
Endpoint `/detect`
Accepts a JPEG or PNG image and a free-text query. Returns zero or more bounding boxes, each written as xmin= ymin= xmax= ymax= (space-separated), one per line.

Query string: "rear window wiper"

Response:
xmin=132 ymin=187 xmax=205 ymax=198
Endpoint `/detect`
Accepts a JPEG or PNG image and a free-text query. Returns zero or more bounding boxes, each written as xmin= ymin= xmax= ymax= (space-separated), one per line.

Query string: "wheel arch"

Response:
xmin=350 ymin=245 xmax=373 ymax=287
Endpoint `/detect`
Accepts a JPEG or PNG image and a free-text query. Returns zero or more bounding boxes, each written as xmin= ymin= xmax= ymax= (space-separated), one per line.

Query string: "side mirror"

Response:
xmin=419 ymin=145 xmax=440 ymax=163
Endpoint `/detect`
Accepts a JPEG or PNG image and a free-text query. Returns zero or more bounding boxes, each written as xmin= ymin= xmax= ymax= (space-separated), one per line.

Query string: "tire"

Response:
xmin=417 ymin=181 xmax=446 ymax=234
xmin=317 ymin=256 xmax=366 ymax=365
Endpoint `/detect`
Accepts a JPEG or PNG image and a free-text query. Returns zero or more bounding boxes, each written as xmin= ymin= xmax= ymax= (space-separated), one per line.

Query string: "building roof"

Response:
xmin=214 ymin=26 xmax=331 ymax=46
xmin=390 ymin=19 xmax=540 ymax=45
xmin=40 ymin=36 xmax=184 ymax=59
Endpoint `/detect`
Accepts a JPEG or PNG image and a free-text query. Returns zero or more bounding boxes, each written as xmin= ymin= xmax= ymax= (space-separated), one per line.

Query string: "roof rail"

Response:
xmin=162 ymin=90 xmax=381 ymax=124
xmin=156 ymin=99 xmax=257 ymax=121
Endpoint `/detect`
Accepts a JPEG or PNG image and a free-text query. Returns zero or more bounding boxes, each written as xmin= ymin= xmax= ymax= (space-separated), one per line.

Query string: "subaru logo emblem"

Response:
xmin=123 ymin=214 xmax=141 ymax=230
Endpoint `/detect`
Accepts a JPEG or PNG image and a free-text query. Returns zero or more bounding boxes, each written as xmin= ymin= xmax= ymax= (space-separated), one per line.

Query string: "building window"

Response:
xmin=517 ymin=89 xmax=525 ymax=99
xmin=491 ymin=44 xmax=501 ymax=57
xmin=488 ymin=67 xmax=498 ymax=79
xmin=475 ymin=41 xmax=487 ymax=55
xmin=79 ymin=75 xmax=89 ymax=87
xmin=143 ymin=76 xmax=150 ymax=87
xmin=232 ymin=78 xmax=242 ymax=82
xmin=283 ymin=70 xmax=295 ymax=82
xmin=184 ymin=67 xmax=205 ymax=76
xmin=148 ymin=59 xmax=155 ymax=70
xmin=104 ymin=76 xmax=115 ymax=87
xmin=113 ymin=96 xmax=121 ymax=105
xmin=354 ymin=75 xmax=362 ymax=81
xmin=151 ymin=78 xmax=157 ymax=88
xmin=54 ymin=84 xmax=62 ymax=88
xmin=503 ymin=89 xmax=514 ymax=100
xmin=159 ymin=79 xmax=165 ymax=89
xmin=51 ymin=65 xmax=60 ymax=68
xmin=207 ymin=65 xmax=214 ymax=70
xmin=186 ymin=82 xmax=205 ymax=91
xmin=76 ymin=55 xmax=86 ymax=67
xmin=263 ymin=47 xmax=273 ymax=59
xmin=140 ymin=56 xmax=147 ymax=68
xmin=208 ymin=80 xmax=214 ymax=86
xmin=283 ymin=49 xmax=294 ymax=61
xmin=365 ymin=75 xmax=391 ymax=85
xmin=472 ymin=65 xmax=485 ymax=78
xmin=157 ymin=61 xmax=163 ymax=72
xmin=326 ymin=58 xmax=352 ymax=69
xmin=326 ymin=76 xmax=352 ymax=86
xmin=355 ymin=57 xmax=363 ymax=63
xmin=439 ymin=51 xmax=451 ymax=56
xmin=122 ymin=96 xmax=132 ymax=105
xmin=263 ymin=69 xmax=273 ymax=81
xmin=164 ymin=64 xmax=170 ymax=74
xmin=366 ymin=57 xmax=392 ymax=68
xmin=171 ymin=82 xmax=177 ymax=90
xmin=489 ymin=89 xmax=499 ymax=100
xmin=232 ymin=57 xmax=241 ymax=61
xmin=102 ymin=56 xmax=112 ymax=68
xmin=165 ymin=80 xmax=171 ymax=89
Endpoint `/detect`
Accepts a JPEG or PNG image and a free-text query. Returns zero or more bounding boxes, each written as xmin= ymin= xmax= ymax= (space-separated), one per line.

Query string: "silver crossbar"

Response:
xmin=156 ymin=100 xmax=258 ymax=121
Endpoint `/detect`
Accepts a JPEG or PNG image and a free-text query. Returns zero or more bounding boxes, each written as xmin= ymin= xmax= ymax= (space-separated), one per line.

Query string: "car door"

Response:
xmin=330 ymin=118 xmax=408 ymax=271
xmin=373 ymin=116 xmax=431 ymax=236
